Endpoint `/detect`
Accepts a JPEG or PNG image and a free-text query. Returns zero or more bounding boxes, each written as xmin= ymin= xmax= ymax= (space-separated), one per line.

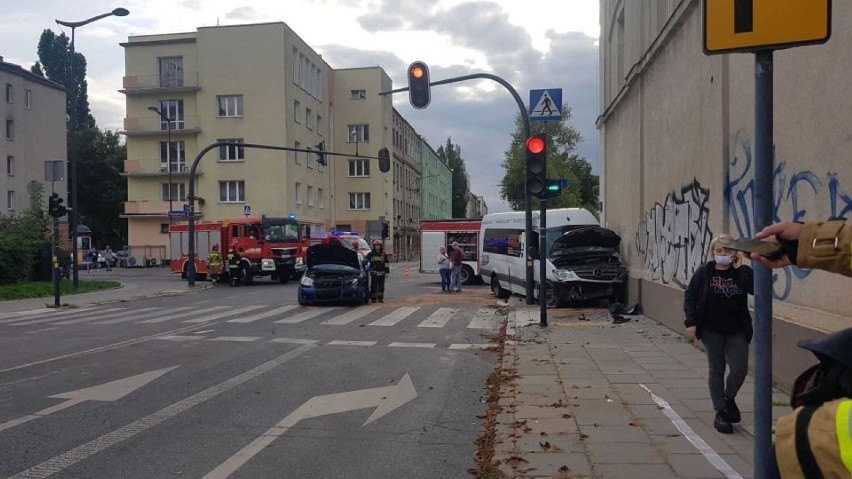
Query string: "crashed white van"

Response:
xmin=479 ymin=208 xmax=626 ymax=307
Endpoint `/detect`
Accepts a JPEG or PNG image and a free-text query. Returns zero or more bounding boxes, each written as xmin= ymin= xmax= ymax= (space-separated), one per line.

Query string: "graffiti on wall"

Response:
xmin=725 ymin=131 xmax=852 ymax=299
xmin=636 ymin=179 xmax=713 ymax=288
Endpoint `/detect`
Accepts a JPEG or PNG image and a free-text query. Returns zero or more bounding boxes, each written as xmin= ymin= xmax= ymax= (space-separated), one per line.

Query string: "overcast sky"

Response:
xmin=2 ymin=0 xmax=600 ymax=213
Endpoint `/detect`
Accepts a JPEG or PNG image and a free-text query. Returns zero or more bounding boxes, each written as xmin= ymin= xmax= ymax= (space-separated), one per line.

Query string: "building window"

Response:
xmin=161 ymin=182 xmax=186 ymax=201
xmin=160 ymin=223 xmax=169 ymax=234
xmin=294 ymin=141 xmax=301 ymax=165
xmin=24 ymin=89 xmax=31 ymax=109
xmin=158 ymin=99 xmax=184 ymax=129
xmin=316 ymin=114 xmax=322 ymax=135
xmin=217 ymin=95 xmax=244 ymax=117
xmin=219 ymin=180 xmax=245 ymax=202
xmin=5 ymin=83 xmax=12 ymax=103
xmin=305 ymin=108 xmax=312 ymax=129
xmin=307 ymin=185 xmax=314 ymax=206
xmin=158 ymin=56 xmax=184 ymax=87
xmin=318 ymin=188 xmax=324 ymax=208
xmin=7 ymin=191 xmax=14 ymax=210
xmin=347 ymin=124 xmax=369 ymax=142
xmin=5 ymin=120 xmax=13 ymax=140
xmin=159 ymin=140 xmax=186 ymax=171
xmin=6 ymin=156 xmax=13 ymax=176
xmin=348 ymin=159 xmax=370 ymax=177
xmin=293 ymin=100 xmax=300 ymax=123
xmin=349 ymin=192 xmax=371 ymax=210
xmin=217 ymin=138 xmax=244 ymax=162
xmin=295 ymin=182 xmax=302 ymax=204
xmin=351 ymin=89 xmax=366 ymax=100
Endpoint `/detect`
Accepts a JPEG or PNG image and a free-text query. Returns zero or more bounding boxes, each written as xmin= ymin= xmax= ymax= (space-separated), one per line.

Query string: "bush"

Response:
xmin=0 ymin=194 xmax=51 ymax=284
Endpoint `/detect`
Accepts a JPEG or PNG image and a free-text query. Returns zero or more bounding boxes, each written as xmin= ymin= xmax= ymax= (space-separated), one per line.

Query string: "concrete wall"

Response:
xmin=600 ymin=0 xmax=852 ymax=388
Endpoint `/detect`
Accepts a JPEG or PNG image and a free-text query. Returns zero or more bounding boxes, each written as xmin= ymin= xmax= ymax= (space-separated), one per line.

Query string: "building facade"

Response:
xmin=599 ymin=0 xmax=852 ymax=386
xmin=391 ymin=109 xmax=422 ymax=260
xmin=419 ymin=140 xmax=452 ymax=220
xmin=0 ymin=57 xmax=67 ymax=217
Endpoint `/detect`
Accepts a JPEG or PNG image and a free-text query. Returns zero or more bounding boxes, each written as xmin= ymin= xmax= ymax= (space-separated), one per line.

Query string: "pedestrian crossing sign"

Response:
xmin=529 ymin=89 xmax=562 ymax=122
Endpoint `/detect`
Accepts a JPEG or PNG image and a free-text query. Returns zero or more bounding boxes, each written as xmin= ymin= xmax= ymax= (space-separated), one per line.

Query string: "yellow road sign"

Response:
xmin=704 ymin=0 xmax=831 ymax=54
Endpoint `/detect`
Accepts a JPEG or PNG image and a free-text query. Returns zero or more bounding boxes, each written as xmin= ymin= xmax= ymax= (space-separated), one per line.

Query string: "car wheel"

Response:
xmin=460 ymin=265 xmax=475 ymax=285
xmin=491 ymin=274 xmax=510 ymax=299
xmin=544 ymin=282 xmax=565 ymax=309
xmin=362 ymin=287 xmax=370 ymax=304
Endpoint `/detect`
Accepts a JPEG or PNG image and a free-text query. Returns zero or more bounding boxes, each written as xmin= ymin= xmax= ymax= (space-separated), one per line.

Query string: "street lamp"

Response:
xmin=56 ymin=7 xmax=129 ymax=288
xmin=148 ymin=106 xmax=175 ymax=219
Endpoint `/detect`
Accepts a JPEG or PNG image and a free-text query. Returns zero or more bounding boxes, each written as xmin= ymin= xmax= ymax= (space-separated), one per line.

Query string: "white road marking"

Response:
xmin=269 ymin=338 xmax=320 ymax=345
xmin=321 ymin=306 xmax=379 ymax=325
xmin=226 ymin=304 xmax=299 ymax=323
xmin=94 ymin=307 xmax=192 ymax=325
xmin=369 ymin=307 xmax=420 ymax=326
xmin=138 ymin=306 xmax=230 ymax=324
xmin=194 ymin=330 xmax=215 ymax=334
xmin=326 ymin=340 xmax=377 ymax=347
xmin=448 ymin=344 xmax=493 ymax=350
xmin=417 ymin=307 xmax=455 ymax=328
xmin=183 ymin=305 xmax=266 ymax=323
xmin=158 ymin=335 xmax=201 ymax=342
xmin=7 ymin=345 xmax=315 ymax=479
xmin=0 ymin=307 xmax=94 ymax=324
xmin=639 ymin=384 xmax=743 ymax=479
xmin=5 ymin=308 xmax=125 ymax=326
xmin=210 ymin=336 xmax=261 ymax=342
xmin=273 ymin=307 xmax=337 ymax=324
xmin=51 ymin=308 xmax=157 ymax=326
xmin=466 ymin=311 xmax=502 ymax=329
xmin=388 ymin=342 xmax=436 ymax=348
xmin=24 ymin=327 xmax=59 ymax=334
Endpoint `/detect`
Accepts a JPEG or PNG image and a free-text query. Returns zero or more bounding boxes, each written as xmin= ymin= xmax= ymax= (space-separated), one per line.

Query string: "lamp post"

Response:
xmin=56 ymin=7 xmax=129 ymax=288
xmin=148 ymin=106 xmax=175 ymax=219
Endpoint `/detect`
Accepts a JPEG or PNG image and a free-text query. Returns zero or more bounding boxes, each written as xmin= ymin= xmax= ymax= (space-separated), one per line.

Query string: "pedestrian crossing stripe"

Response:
xmin=226 ymin=304 xmax=299 ymax=323
xmin=369 ymin=306 xmax=420 ymax=326
xmin=322 ymin=306 xmax=379 ymax=325
xmin=157 ymin=335 xmax=491 ymax=350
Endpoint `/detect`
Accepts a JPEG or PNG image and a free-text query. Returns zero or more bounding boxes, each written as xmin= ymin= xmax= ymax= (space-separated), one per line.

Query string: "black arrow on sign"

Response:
xmin=734 ymin=0 xmax=754 ymax=33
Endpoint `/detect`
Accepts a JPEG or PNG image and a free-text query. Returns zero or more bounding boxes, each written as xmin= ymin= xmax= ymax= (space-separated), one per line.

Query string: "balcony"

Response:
xmin=120 ymin=72 xmax=200 ymax=95
xmin=122 ymin=115 xmax=201 ymax=137
xmin=123 ymin=159 xmax=201 ymax=178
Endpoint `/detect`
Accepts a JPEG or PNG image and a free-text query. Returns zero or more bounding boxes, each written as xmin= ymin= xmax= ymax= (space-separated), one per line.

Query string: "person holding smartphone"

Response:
xmin=748 ymin=219 xmax=852 ymax=277
xmin=684 ymin=233 xmax=755 ymax=433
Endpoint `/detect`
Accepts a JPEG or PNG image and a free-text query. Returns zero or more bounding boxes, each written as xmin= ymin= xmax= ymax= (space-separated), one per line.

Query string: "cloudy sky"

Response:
xmin=2 ymin=0 xmax=600 ymax=213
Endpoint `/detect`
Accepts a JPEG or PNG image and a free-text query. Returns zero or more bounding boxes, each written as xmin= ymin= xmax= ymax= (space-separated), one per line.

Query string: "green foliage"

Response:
xmin=0 ymin=279 xmax=120 ymax=301
xmin=0 ymin=188 xmax=51 ymax=284
xmin=499 ymin=107 xmax=599 ymax=213
xmin=31 ymin=29 xmax=95 ymax=128
xmin=75 ymin=128 xmax=128 ymax=248
xmin=436 ymin=138 xmax=470 ymax=218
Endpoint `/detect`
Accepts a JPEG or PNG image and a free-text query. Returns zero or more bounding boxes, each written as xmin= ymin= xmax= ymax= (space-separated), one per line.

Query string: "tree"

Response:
xmin=437 ymin=138 xmax=470 ymax=218
xmin=76 ymin=129 xmax=127 ymax=249
xmin=0 ymin=187 xmax=50 ymax=284
xmin=31 ymin=29 xmax=95 ymax=128
xmin=499 ymin=106 xmax=598 ymax=213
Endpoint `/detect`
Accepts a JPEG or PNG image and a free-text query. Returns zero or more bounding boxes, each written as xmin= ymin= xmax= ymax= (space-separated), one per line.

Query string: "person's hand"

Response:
xmin=754 ymin=221 xmax=803 ymax=242
xmin=732 ymin=252 xmax=743 ymax=269
xmin=686 ymin=326 xmax=697 ymax=343
xmin=749 ymin=251 xmax=792 ymax=268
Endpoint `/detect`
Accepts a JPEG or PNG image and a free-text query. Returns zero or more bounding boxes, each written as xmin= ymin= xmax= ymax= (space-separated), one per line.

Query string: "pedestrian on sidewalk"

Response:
xmin=684 ymin=233 xmax=754 ymax=434
xmin=450 ymin=241 xmax=463 ymax=292
xmin=437 ymin=245 xmax=451 ymax=292
xmin=103 ymin=246 xmax=115 ymax=272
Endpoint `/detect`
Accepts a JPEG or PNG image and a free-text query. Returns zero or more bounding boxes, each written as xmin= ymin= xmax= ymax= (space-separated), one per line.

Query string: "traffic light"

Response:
xmin=382 ymin=221 xmax=390 ymax=239
xmin=407 ymin=61 xmax=431 ymax=109
xmin=543 ymin=179 xmax=562 ymax=198
xmin=525 ymin=134 xmax=547 ymax=197
xmin=314 ymin=141 xmax=327 ymax=166
xmin=48 ymin=193 xmax=58 ymax=217
xmin=378 ymin=147 xmax=391 ymax=173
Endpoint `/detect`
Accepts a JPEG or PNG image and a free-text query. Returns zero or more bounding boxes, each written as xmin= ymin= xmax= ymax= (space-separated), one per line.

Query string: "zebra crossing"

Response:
xmin=0 ymin=301 xmax=504 ymax=332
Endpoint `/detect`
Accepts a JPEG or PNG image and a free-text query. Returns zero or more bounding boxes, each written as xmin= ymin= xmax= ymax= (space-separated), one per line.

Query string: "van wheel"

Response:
xmin=241 ymin=264 xmax=254 ymax=285
xmin=460 ymin=265 xmax=475 ymax=285
xmin=544 ymin=282 xmax=565 ymax=309
xmin=491 ymin=275 xmax=510 ymax=299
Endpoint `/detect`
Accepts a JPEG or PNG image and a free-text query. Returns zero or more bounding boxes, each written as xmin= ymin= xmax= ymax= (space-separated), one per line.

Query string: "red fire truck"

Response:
xmin=419 ymin=218 xmax=482 ymax=285
xmin=169 ymin=215 xmax=307 ymax=284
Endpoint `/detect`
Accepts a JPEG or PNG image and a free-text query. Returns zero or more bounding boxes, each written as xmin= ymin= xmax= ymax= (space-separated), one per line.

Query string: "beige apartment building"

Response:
xmin=121 ymin=22 xmax=437 ymax=260
xmin=599 ymin=0 xmax=852 ymax=386
xmin=0 ymin=57 xmax=67 ymax=218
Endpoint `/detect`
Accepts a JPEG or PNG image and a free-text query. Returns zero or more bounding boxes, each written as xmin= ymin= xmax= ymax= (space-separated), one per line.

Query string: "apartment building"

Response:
xmin=419 ymin=140 xmax=452 ymax=220
xmin=391 ymin=109 xmax=422 ymax=260
xmin=120 ymin=23 xmax=331 ymax=260
xmin=599 ymin=0 xmax=851 ymax=386
xmin=464 ymin=193 xmax=487 ymax=218
xmin=0 ymin=57 xmax=67 ymax=217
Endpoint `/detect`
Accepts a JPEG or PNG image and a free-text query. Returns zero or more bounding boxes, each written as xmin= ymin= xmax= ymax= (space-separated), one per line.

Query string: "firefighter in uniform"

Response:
xmin=366 ymin=239 xmax=389 ymax=303
xmin=768 ymin=327 xmax=852 ymax=479
xmin=206 ymin=244 xmax=222 ymax=285
xmin=227 ymin=247 xmax=242 ymax=287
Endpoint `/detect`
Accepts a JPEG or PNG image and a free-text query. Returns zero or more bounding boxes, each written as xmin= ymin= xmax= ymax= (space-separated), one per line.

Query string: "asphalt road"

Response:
xmin=0 ymin=271 xmax=500 ymax=478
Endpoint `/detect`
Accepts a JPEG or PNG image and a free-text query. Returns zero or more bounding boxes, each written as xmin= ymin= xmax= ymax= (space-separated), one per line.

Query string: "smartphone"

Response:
xmin=726 ymin=238 xmax=786 ymax=260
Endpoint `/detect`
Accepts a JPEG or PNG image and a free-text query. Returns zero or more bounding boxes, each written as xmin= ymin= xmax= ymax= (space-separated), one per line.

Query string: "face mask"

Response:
xmin=714 ymin=255 xmax=733 ymax=265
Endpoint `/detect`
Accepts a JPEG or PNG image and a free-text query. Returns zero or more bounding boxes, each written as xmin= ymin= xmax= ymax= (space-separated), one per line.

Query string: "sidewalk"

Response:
xmin=0 ymin=267 xmax=200 ymax=316
xmin=491 ymin=303 xmax=789 ymax=479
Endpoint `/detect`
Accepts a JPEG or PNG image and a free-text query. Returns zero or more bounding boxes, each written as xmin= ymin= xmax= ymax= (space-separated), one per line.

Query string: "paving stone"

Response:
xmin=633 ymin=356 xmax=683 ymax=364
xmin=587 ymin=441 xmax=667 ymax=465
xmin=668 ymin=453 xmax=738 ymax=478
xmin=642 ymin=362 xmax=692 ymax=371
xmin=518 ymin=451 xmax=593 ymax=477
xmin=668 ymin=387 xmax=713 ymax=400
xmin=650 ymin=369 xmax=705 ymax=379
xmin=556 ymin=367 xmax=609 ymax=380
xmin=517 ymin=375 xmax=566 ymax=386
xmin=515 ymin=405 xmax=574 ymax=420
xmin=718 ymin=453 xmax=755 ymax=477
xmin=637 ymin=417 xmax=683 ymax=436
xmin=563 ymin=378 xmax=612 ymax=389
xmin=627 ymin=403 xmax=669 ymax=418
xmin=657 ymin=378 xmax=708 ymax=389
xmin=593 ymin=463 xmax=677 ymax=478
xmin=578 ymin=424 xmax=650 ymax=443
xmin=605 ymin=374 xmax=657 ymax=384
xmin=650 ymin=435 xmax=695 ymax=454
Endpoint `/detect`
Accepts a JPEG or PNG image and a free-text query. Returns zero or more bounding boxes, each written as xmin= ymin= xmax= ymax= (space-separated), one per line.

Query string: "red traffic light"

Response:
xmin=410 ymin=65 xmax=425 ymax=79
xmin=407 ymin=61 xmax=431 ymax=109
xmin=526 ymin=136 xmax=545 ymax=154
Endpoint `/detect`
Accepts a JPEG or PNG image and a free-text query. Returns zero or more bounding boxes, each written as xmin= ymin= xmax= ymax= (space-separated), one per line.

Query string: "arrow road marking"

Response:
xmin=202 ymin=374 xmax=417 ymax=479
xmin=0 ymin=366 xmax=179 ymax=433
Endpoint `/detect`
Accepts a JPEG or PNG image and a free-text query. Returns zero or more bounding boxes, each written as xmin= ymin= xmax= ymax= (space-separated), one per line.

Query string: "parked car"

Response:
xmin=298 ymin=243 xmax=370 ymax=305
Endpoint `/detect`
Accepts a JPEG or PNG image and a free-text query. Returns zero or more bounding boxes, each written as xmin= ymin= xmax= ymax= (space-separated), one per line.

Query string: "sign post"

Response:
xmin=703 ymin=1 xmax=831 ymax=476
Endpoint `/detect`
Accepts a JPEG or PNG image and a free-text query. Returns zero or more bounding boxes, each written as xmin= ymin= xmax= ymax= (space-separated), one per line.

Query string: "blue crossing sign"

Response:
xmin=529 ymin=89 xmax=562 ymax=122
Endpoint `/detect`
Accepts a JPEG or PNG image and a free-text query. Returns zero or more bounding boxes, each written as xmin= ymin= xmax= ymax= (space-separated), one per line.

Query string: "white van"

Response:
xmin=479 ymin=208 xmax=626 ymax=307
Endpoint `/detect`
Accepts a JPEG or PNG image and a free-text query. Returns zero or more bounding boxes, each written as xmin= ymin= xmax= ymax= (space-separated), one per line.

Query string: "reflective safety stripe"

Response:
xmin=837 ymin=399 xmax=852 ymax=474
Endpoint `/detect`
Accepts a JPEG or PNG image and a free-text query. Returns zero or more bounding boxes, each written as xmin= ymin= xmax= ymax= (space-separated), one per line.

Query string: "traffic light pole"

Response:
xmin=380 ymin=73 xmax=534 ymax=303
xmin=52 ymin=214 xmax=61 ymax=307
xmin=539 ymin=199 xmax=547 ymax=326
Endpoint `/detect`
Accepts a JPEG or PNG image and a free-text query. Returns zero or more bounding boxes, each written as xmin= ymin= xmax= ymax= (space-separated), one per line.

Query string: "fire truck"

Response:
xmin=169 ymin=215 xmax=307 ymax=284
xmin=419 ymin=218 xmax=482 ymax=285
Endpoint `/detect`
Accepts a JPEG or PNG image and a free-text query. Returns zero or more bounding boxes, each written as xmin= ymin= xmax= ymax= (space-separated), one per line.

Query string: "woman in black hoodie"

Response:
xmin=684 ymin=233 xmax=754 ymax=434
